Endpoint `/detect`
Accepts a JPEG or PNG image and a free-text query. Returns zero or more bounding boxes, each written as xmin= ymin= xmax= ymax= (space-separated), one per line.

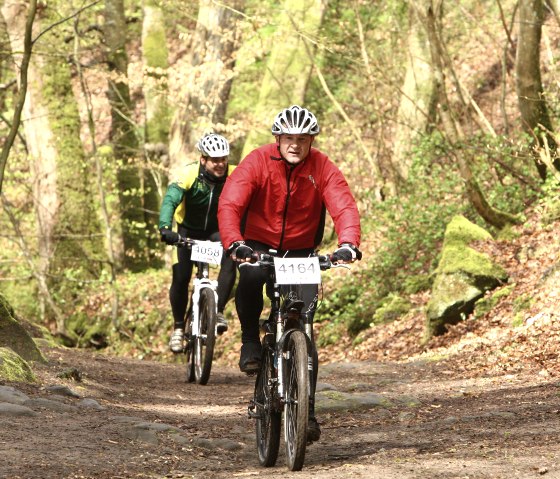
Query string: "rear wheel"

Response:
xmin=255 ymin=346 xmax=281 ymax=467
xmin=284 ymin=331 xmax=309 ymax=471
xmin=194 ymin=288 xmax=216 ymax=385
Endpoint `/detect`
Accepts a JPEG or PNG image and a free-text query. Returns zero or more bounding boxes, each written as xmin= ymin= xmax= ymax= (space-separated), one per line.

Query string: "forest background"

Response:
xmin=0 ymin=0 xmax=559 ymax=365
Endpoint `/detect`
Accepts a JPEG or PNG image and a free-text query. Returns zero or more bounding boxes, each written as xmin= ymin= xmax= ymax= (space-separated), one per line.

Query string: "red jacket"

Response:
xmin=218 ymin=143 xmax=361 ymax=251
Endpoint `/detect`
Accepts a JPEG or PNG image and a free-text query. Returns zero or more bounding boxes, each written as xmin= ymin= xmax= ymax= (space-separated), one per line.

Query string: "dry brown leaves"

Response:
xmin=319 ymin=214 xmax=560 ymax=380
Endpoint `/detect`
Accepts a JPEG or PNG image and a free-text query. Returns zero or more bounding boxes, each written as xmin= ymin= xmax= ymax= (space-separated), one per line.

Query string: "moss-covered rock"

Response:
xmin=372 ymin=293 xmax=411 ymax=324
xmin=0 ymin=347 xmax=36 ymax=382
xmin=425 ymin=216 xmax=508 ymax=339
xmin=0 ymin=294 xmax=46 ymax=363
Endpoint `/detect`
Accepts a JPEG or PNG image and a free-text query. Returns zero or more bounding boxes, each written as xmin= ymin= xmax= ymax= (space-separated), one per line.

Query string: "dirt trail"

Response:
xmin=2 ymin=345 xmax=560 ymax=479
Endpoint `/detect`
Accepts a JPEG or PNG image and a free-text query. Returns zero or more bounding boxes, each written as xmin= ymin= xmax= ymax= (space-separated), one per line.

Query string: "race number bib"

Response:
xmin=191 ymin=241 xmax=223 ymax=265
xmin=273 ymin=257 xmax=321 ymax=285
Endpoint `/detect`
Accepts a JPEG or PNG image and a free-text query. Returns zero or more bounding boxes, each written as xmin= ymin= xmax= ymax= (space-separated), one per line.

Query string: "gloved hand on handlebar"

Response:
xmin=331 ymin=243 xmax=362 ymax=263
xmin=160 ymin=227 xmax=180 ymax=245
xmin=227 ymin=241 xmax=254 ymax=261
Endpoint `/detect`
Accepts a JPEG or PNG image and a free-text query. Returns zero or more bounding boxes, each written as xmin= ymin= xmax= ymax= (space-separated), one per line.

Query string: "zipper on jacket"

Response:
xmin=278 ymin=166 xmax=294 ymax=250
xmin=204 ymin=184 xmax=215 ymax=231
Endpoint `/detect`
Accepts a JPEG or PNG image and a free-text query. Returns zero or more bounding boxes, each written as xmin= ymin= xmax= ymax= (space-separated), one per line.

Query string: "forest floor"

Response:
xmin=2 ymin=343 xmax=560 ymax=479
xmin=2 ymin=215 xmax=560 ymax=479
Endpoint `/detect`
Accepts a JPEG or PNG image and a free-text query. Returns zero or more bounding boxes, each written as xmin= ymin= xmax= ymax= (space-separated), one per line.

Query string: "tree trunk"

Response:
xmin=516 ymin=0 xmax=559 ymax=179
xmin=104 ymin=0 xmax=145 ymax=271
xmin=241 ymin=0 xmax=328 ymax=156
xmin=391 ymin=5 xmax=437 ymax=187
xmin=0 ymin=0 xmax=34 ymax=194
xmin=422 ymin=1 xmax=519 ymax=230
xmin=141 ymin=0 xmax=170 ymax=259
xmin=168 ymin=0 xmax=242 ymax=171
xmin=2 ymin=0 xmax=105 ymax=331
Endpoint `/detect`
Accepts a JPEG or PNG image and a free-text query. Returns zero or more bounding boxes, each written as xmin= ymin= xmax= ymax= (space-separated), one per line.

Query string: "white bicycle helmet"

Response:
xmin=197 ymin=133 xmax=230 ymax=157
xmin=271 ymin=105 xmax=320 ymax=136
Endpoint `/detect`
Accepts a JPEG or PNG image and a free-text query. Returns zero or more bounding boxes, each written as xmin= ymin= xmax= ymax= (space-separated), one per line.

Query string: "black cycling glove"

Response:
xmin=160 ymin=228 xmax=179 ymax=245
xmin=332 ymin=243 xmax=362 ymax=262
xmin=228 ymin=241 xmax=253 ymax=260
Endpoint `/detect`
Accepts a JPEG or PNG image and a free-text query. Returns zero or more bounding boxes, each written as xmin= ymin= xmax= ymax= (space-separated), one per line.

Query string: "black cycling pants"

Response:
xmin=169 ymin=230 xmax=236 ymax=329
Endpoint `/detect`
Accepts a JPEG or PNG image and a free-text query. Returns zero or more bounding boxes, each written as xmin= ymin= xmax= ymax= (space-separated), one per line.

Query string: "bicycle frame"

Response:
xmin=174 ymin=235 xmax=222 ymax=385
xmin=257 ymin=254 xmax=321 ymax=406
xmin=190 ymin=261 xmax=219 ymax=338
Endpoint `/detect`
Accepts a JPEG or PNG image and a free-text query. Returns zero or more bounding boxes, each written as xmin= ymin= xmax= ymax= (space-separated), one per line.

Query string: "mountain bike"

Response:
xmin=247 ymin=250 xmax=340 ymax=471
xmin=175 ymin=236 xmax=223 ymax=385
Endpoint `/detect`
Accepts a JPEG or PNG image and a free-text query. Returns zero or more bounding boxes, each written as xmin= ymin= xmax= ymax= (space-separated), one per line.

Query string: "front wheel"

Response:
xmin=194 ymin=288 xmax=216 ymax=385
xmin=255 ymin=346 xmax=281 ymax=467
xmin=284 ymin=331 xmax=309 ymax=471
xmin=185 ymin=312 xmax=195 ymax=383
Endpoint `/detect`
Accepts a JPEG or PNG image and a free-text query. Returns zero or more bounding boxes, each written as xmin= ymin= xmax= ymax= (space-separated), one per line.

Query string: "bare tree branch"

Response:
xmin=0 ymin=0 xmax=36 ymax=194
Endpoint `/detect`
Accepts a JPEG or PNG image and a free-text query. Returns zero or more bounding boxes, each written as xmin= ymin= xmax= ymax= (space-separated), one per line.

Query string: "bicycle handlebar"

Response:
xmin=172 ymin=234 xmax=222 ymax=248
xmin=249 ymin=251 xmax=347 ymax=271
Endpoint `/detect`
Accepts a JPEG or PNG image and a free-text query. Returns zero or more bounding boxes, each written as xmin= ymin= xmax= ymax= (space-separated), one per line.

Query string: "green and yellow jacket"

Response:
xmin=159 ymin=162 xmax=236 ymax=234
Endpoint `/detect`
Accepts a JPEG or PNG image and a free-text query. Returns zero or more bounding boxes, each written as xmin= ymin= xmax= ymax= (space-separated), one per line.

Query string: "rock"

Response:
xmin=425 ymin=215 xmax=508 ymax=339
xmin=0 ymin=385 xmax=29 ymax=404
xmin=77 ymin=398 xmax=105 ymax=410
xmin=0 ymin=401 xmax=38 ymax=417
xmin=23 ymin=398 xmax=78 ymax=413
xmin=0 ymin=293 xmax=46 ymax=364
xmin=45 ymin=385 xmax=81 ymax=398
xmin=316 ymin=390 xmax=392 ymax=412
xmin=0 ymin=347 xmax=36 ymax=382
xmin=56 ymin=367 xmax=82 ymax=382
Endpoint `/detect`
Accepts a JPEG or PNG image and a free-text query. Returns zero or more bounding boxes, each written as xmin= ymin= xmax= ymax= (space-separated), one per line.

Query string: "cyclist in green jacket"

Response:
xmin=159 ymin=133 xmax=237 ymax=353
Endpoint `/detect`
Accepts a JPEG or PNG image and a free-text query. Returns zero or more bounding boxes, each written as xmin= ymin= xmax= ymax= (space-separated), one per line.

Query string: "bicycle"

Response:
xmin=174 ymin=236 xmax=223 ymax=385
xmin=247 ymin=250 xmax=341 ymax=471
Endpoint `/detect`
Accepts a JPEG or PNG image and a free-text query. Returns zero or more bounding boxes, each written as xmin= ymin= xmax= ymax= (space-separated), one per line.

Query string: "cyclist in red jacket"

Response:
xmin=218 ymin=105 xmax=361 ymax=443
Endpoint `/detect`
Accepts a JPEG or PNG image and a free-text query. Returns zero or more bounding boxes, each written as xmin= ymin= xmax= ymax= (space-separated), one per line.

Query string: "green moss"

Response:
xmin=443 ymin=215 xmax=492 ymax=245
xmin=513 ymin=293 xmax=533 ymax=313
xmin=438 ymin=242 xmax=507 ymax=281
xmin=0 ymin=293 xmax=46 ymax=363
xmin=143 ymin=17 xmax=169 ymax=70
xmin=474 ymin=284 xmax=515 ymax=319
xmin=512 ymin=313 xmax=525 ymax=328
xmin=403 ymin=274 xmax=433 ymax=294
xmin=0 ymin=347 xmax=36 ymax=382
xmin=372 ymin=293 xmax=411 ymax=325
xmin=496 ymin=225 xmax=521 ymax=241
xmin=426 ymin=216 xmax=508 ymax=338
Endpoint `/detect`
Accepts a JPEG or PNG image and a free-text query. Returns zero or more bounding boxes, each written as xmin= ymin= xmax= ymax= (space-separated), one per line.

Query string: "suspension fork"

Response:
xmin=302 ymin=312 xmax=316 ymax=408
xmin=271 ymin=281 xmax=285 ymax=399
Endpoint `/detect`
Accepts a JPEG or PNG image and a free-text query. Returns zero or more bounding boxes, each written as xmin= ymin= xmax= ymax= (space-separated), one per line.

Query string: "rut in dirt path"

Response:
xmin=1 ymin=347 xmax=560 ymax=479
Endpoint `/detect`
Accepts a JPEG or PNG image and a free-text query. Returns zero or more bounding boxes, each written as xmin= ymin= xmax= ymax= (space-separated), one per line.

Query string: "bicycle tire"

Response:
xmin=185 ymin=309 xmax=196 ymax=383
xmin=194 ymin=287 xmax=216 ymax=385
xmin=284 ymin=331 xmax=309 ymax=471
xmin=255 ymin=346 xmax=281 ymax=467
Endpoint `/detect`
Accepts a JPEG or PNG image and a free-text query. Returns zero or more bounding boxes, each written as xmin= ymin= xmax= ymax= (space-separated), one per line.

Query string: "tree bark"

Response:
xmin=169 ymin=0 xmax=242 ymax=171
xmin=2 ymin=0 xmax=105 ymax=331
xmin=0 ymin=0 xmax=35 ymax=194
xmin=104 ymin=0 xmax=145 ymax=271
xmin=391 ymin=5 xmax=437 ymax=187
xmin=422 ymin=1 xmax=519 ymax=230
xmin=516 ymin=0 xmax=559 ymax=179
xmin=141 ymin=0 xmax=170 ymax=258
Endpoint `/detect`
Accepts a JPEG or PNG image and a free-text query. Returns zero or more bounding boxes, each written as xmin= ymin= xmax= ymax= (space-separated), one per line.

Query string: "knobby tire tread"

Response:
xmin=185 ymin=312 xmax=195 ymax=383
xmin=195 ymin=288 xmax=216 ymax=385
xmin=255 ymin=346 xmax=281 ymax=466
xmin=284 ymin=331 xmax=309 ymax=471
